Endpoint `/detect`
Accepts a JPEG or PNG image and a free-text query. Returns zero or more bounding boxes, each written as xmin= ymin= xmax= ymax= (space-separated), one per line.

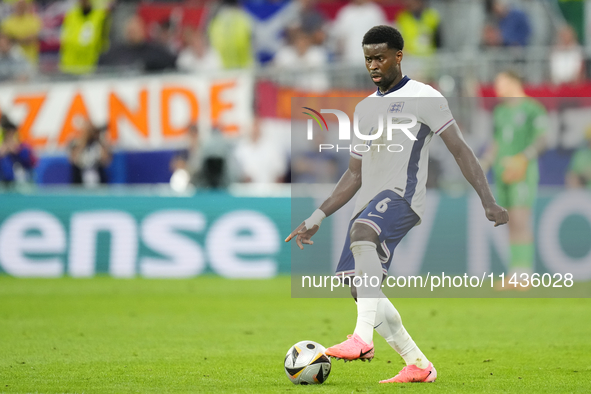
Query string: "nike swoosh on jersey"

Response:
xmin=367 ymin=212 xmax=383 ymax=219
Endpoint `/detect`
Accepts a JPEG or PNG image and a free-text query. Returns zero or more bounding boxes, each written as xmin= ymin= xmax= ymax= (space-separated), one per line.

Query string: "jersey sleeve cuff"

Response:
xmin=350 ymin=151 xmax=363 ymax=159
xmin=434 ymin=118 xmax=456 ymax=135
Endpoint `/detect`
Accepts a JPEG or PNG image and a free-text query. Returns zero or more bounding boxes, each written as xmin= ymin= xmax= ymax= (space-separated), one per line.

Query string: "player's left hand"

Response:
xmin=484 ymin=203 xmax=509 ymax=227
xmin=501 ymin=153 xmax=528 ymax=184
xmin=285 ymin=222 xmax=319 ymax=250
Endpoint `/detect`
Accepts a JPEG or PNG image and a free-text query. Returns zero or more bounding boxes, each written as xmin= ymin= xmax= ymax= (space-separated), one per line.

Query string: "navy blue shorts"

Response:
xmin=335 ymin=190 xmax=420 ymax=277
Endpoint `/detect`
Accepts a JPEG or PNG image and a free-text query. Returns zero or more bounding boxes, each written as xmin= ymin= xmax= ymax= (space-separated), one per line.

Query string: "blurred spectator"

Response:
xmin=0 ymin=32 xmax=33 ymax=82
xmin=176 ymin=29 xmax=222 ymax=73
xmin=151 ymin=19 xmax=182 ymax=55
xmin=195 ymin=127 xmax=237 ymax=189
xmin=395 ymin=0 xmax=440 ymax=56
xmin=274 ymin=29 xmax=329 ymax=92
xmin=208 ymin=0 xmax=254 ymax=69
xmin=299 ymin=0 xmax=327 ymax=46
xmin=59 ymin=0 xmax=111 ymax=74
xmin=35 ymin=1 xmax=73 ymax=55
xmin=243 ymin=0 xmax=298 ymax=64
xmin=183 ymin=124 xmax=202 ymax=180
xmin=68 ymin=119 xmax=111 ymax=186
xmin=1 ymin=0 xmax=42 ymax=65
xmin=0 ymin=114 xmax=36 ymax=185
xmin=288 ymin=0 xmax=327 ymax=47
xmin=557 ymin=0 xmax=585 ymax=45
xmin=332 ymin=0 xmax=387 ymax=66
xmin=489 ymin=0 xmax=531 ymax=47
xmin=234 ymin=118 xmax=287 ymax=184
xmin=169 ymin=152 xmax=191 ymax=192
xmin=169 ymin=124 xmax=202 ymax=191
xmin=482 ymin=22 xmax=502 ymax=47
xmin=171 ymin=124 xmax=237 ymax=189
xmin=565 ymin=126 xmax=591 ymax=188
xmin=550 ymin=25 xmax=584 ymax=85
xmin=99 ymin=15 xmax=177 ymax=72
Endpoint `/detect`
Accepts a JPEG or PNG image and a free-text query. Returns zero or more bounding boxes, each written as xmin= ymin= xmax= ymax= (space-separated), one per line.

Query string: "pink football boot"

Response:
xmin=380 ymin=362 xmax=437 ymax=383
xmin=325 ymin=333 xmax=374 ymax=362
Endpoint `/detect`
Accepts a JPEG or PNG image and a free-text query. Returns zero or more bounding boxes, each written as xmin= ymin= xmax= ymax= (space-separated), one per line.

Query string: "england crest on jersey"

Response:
xmin=388 ymin=102 xmax=405 ymax=113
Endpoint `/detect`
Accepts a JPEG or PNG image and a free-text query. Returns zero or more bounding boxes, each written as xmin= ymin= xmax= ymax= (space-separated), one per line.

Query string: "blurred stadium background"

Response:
xmin=0 ymin=0 xmax=589 ymax=280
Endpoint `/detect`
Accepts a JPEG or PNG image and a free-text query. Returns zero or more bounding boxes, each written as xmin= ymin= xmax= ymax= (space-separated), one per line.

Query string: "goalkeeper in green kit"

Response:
xmin=480 ymin=71 xmax=547 ymax=287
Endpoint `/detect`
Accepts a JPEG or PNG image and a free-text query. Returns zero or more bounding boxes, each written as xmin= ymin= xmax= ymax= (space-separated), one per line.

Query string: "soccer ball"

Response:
xmin=284 ymin=340 xmax=331 ymax=385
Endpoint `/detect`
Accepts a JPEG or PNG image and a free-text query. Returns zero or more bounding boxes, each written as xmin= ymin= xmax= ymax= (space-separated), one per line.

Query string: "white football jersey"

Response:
xmin=350 ymin=76 xmax=455 ymax=221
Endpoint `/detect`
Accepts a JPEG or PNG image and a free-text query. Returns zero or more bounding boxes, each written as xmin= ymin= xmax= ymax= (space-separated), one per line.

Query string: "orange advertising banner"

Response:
xmin=0 ymin=72 xmax=253 ymax=151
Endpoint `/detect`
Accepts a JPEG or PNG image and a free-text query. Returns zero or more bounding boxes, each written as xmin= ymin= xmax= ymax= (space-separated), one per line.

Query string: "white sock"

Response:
xmin=355 ymin=298 xmax=378 ymax=345
xmin=374 ymin=295 xmax=430 ymax=369
xmin=350 ymin=241 xmax=382 ymax=345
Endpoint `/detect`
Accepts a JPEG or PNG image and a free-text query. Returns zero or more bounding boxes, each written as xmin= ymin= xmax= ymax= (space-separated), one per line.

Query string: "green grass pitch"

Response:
xmin=1 ymin=276 xmax=590 ymax=393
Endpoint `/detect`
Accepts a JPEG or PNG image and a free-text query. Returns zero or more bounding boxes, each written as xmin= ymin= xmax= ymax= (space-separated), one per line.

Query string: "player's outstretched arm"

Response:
xmin=285 ymin=157 xmax=362 ymax=249
xmin=318 ymin=156 xmax=362 ymax=217
xmin=440 ymin=123 xmax=509 ymax=227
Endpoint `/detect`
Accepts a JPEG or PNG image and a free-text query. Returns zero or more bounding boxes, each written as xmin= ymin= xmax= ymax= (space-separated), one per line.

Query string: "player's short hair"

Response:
xmin=499 ymin=69 xmax=523 ymax=84
xmin=362 ymin=25 xmax=404 ymax=51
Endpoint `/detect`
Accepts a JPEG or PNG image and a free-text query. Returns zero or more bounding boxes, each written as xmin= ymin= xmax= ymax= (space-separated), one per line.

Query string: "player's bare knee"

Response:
xmin=350 ymin=222 xmax=379 ymax=245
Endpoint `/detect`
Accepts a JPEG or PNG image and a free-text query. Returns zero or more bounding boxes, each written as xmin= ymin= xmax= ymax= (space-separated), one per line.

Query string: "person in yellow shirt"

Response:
xmin=59 ymin=0 xmax=111 ymax=74
xmin=395 ymin=0 xmax=441 ymax=57
xmin=208 ymin=0 xmax=253 ymax=69
xmin=1 ymin=0 xmax=42 ymax=65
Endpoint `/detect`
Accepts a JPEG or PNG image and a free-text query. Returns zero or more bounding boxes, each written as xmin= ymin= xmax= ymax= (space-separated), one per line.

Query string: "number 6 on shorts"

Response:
xmin=376 ymin=197 xmax=391 ymax=213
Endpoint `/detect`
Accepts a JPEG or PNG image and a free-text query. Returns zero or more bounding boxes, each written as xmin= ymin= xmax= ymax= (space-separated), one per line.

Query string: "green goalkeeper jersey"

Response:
xmin=569 ymin=146 xmax=591 ymax=188
xmin=492 ymin=97 xmax=547 ymax=180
